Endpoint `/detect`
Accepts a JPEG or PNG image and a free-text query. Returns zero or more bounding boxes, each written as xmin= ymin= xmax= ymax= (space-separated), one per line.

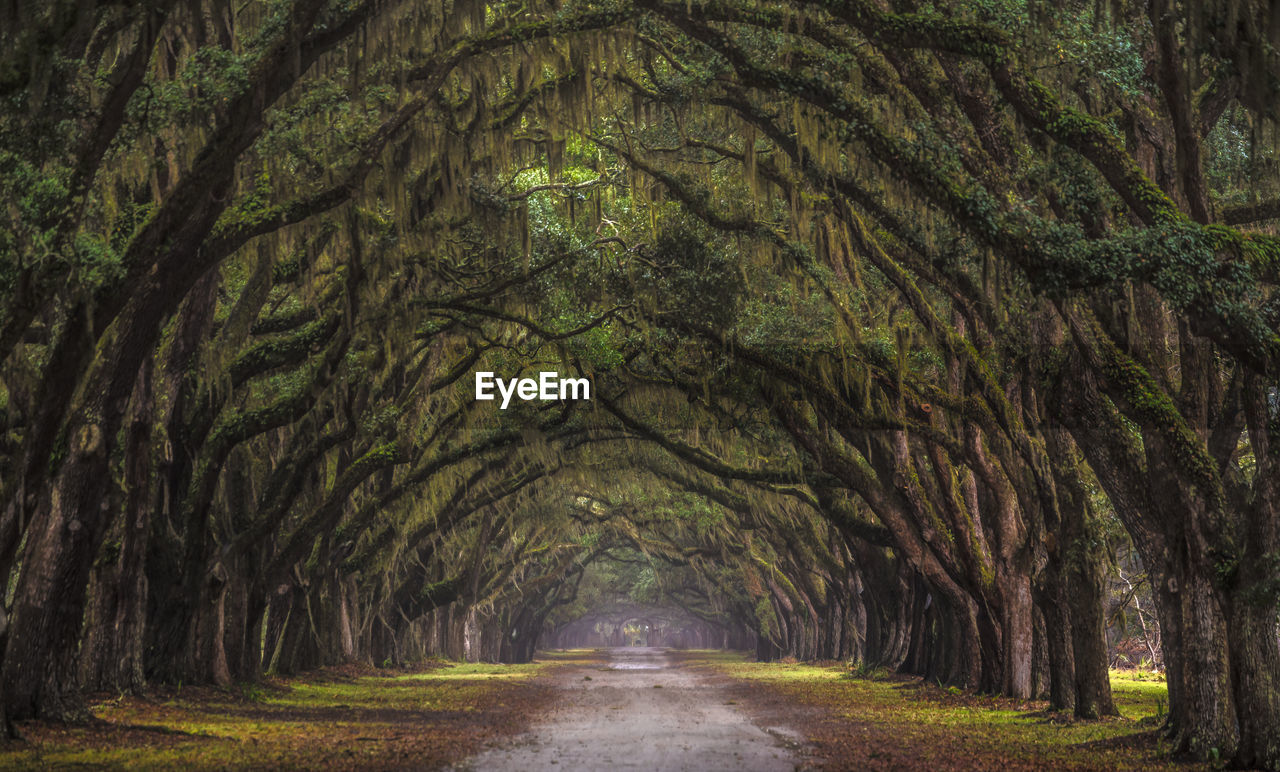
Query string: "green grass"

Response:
xmin=1110 ymin=669 xmax=1170 ymax=720
xmin=672 ymin=648 xmax=750 ymax=665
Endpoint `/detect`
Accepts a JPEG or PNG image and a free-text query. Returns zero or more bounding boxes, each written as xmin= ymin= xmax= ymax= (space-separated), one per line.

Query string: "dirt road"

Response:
xmin=457 ymin=647 xmax=805 ymax=771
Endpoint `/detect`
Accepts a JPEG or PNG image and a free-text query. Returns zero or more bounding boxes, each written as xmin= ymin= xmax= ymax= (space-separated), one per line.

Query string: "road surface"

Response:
xmin=457 ymin=647 xmax=805 ymax=771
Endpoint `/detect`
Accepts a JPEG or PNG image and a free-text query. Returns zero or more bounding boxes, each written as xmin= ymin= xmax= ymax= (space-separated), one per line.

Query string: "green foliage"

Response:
xmin=1 ymin=10 xmax=1277 ymax=766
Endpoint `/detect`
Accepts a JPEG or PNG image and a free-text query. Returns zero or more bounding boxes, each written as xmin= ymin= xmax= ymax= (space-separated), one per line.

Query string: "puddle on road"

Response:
xmin=608 ymin=662 xmax=662 ymax=670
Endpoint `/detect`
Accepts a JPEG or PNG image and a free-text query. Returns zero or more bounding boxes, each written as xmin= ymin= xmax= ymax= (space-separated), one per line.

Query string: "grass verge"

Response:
xmin=0 ymin=654 xmax=598 ymax=770
xmin=692 ymin=652 xmax=1202 ymax=771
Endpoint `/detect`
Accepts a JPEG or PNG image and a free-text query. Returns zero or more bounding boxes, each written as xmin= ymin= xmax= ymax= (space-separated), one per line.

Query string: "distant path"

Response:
xmin=456 ymin=647 xmax=805 ymax=771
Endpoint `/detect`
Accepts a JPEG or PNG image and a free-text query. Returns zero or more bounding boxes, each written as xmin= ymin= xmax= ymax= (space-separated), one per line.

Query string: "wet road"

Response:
xmin=456 ymin=647 xmax=804 ymax=771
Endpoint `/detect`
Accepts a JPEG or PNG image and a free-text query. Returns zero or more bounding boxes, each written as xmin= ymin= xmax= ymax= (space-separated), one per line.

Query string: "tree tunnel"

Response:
xmin=1 ymin=1 xmax=1279 ymax=768
xmin=542 ymin=603 xmax=732 ymax=649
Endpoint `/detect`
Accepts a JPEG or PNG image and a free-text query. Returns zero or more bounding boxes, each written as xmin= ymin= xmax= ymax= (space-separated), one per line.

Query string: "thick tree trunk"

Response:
xmin=223 ymin=562 xmax=253 ymax=681
xmin=1038 ymin=577 xmax=1076 ymax=713
xmin=1066 ymin=553 xmax=1116 ymax=719
xmin=1228 ymin=384 xmax=1280 ymax=771
xmin=2 ymin=403 xmax=120 ymax=720
xmin=191 ymin=562 xmax=232 ymax=686
xmin=1045 ymin=426 xmax=1117 ymax=718
xmin=998 ymin=570 xmax=1034 ymax=699
xmin=1160 ymin=563 xmax=1238 ymax=761
xmin=1227 ymin=599 xmax=1280 ymax=770
xmin=79 ymin=361 xmax=153 ymax=695
xmin=1031 ymin=606 xmax=1050 ymax=700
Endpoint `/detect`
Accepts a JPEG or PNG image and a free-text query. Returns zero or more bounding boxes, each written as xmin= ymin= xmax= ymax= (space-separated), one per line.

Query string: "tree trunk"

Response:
xmin=1066 ymin=551 xmax=1116 ymax=719
xmin=998 ymin=570 xmax=1034 ymax=699
xmin=79 ymin=360 xmax=154 ymax=695
xmin=1045 ymin=426 xmax=1117 ymax=718
xmin=1160 ymin=563 xmax=1238 ymax=761
xmin=2 ymin=416 xmax=116 ymax=720
xmin=1037 ymin=576 xmax=1076 ymax=713
xmin=1227 ymin=381 xmax=1280 ymax=770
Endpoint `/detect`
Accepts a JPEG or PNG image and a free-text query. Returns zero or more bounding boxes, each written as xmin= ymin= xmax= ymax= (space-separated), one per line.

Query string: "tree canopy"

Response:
xmin=1 ymin=0 xmax=1278 ymax=768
